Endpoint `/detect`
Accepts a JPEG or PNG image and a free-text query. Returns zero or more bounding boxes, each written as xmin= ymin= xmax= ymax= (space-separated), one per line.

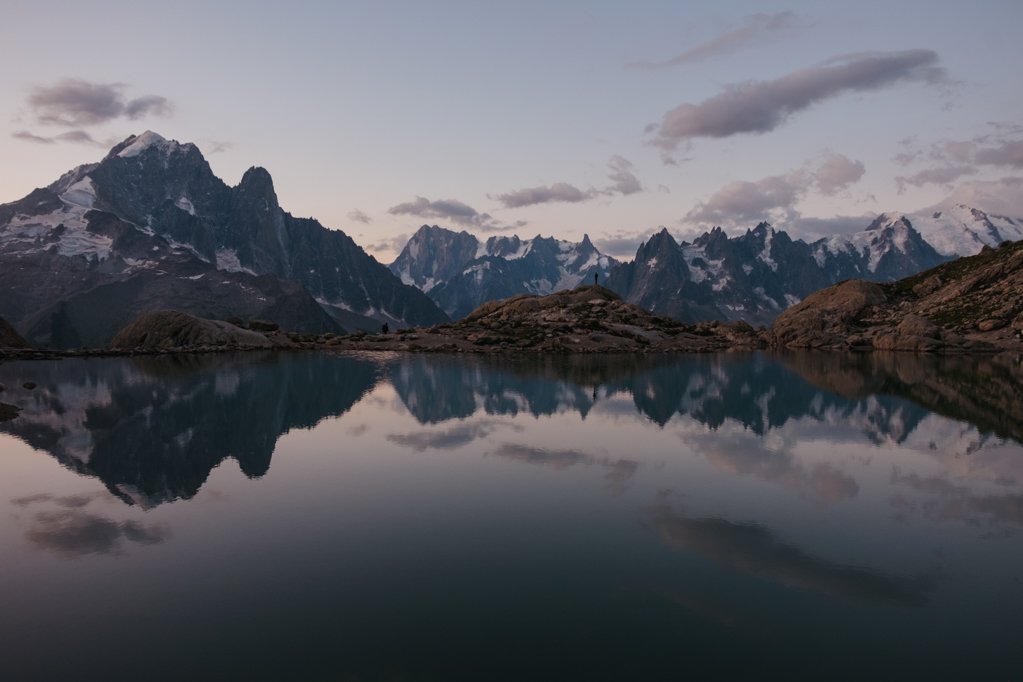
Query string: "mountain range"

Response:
xmin=390 ymin=225 xmax=618 ymax=319
xmin=392 ymin=203 xmax=1023 ymax=325
xmin=0 ymin=131 xmax=446 ymax=347
xmin=4 ymin=130 xmax=1023 ymax=347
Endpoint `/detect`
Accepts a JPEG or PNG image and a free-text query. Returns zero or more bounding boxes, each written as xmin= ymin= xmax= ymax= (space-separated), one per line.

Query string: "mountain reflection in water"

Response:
xmin=0 ymin=350 xmax=1020 ymax=680
xmin=2 ymin=351 xmax=1019 ymax=509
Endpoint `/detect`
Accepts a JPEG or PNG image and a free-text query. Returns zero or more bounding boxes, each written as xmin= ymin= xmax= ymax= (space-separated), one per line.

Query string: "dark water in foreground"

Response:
xmin=0 ymin=351 xmax=1020 ymax=681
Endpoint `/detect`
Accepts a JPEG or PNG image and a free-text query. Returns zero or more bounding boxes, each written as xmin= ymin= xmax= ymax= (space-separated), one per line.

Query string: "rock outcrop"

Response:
xmin=333 ymin=285 xmax=764 ymax=353
xmin=110 ymin=310 xmax=276 ymax=350
xmin=771 ymin=239 xmax=1023 ymax=352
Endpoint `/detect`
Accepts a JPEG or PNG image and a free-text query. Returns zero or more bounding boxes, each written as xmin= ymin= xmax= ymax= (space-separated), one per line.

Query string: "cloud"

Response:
xmin=975 ymin=139 xmax=1023 ymax=168
xmin=11 ymin=129 xmax=106 ymax=146
xmin=649 ymin=499 xmax=932 ymax=606
xmin=13 ymin=493 xmax=168 ymax=557
xmin=650 ymin=49 xmax=945 ymax=152
xmin=364 ymin=233 xmax=409 ymax=255
xmin=684 ymin=430 xmax=859 ymax=505
xmin=388 ymin=420 xmax=506 ymax=452
xmin=202 ymin=139 xmax=233 ymax=154
xmin=896 ymin=165 xmax=977 ymax=193
xmin=891 ymin=469 xmax=1023 ymax=530
xmin=684 ymin=152 xmax=867 ymax=229
xmin=788 ymin=214 xmax=877 ymax=240
xmin=12 ymin=492 xmax=104 ymax=508
xmin=605 ymin=155 xmax=643 ymax=195
xmin=26 ymin=509 xmax=168 ymax=556
xmin=492 ymin=443 xmax=638 ymax=496
xmin=348 ymin=209 xmax=373 ymax=224
xmin=494 ymin=182 xmax=594 ymax=208
xmin=12 ymin=130 xmax=54 ymax=144
xmin=492 ymin=155 xmax=644 ymax=209
xmin=26 ymin=78 xmax=174 ymax=127
xmin=122 ymin=94 xmax=173 ymax=119
xmin=686 ymin=174 xmax=802 ymax=226
xmin=943 ymin=177 xmax=1023 ymax=216
xmin=890 ymin=126 xmax=1023 ymax=192
xmin=626 ymin=11 xmax=800 ymax=70
xmin=387 ymin=195 xmax=523 ymax=232
xmin=593 ymin=229 xmax=658 ymax=259
xmin=814 ymin=152 xmax=866 ymax=195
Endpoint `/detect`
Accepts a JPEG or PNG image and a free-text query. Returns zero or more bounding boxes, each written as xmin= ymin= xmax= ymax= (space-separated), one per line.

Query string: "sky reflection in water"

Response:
xmin=0 ymin=351 xmax=1020 ymax=680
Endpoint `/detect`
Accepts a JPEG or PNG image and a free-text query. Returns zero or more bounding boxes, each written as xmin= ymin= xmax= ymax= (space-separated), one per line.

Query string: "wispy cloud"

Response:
xmin=492 ymin=155 xmax=644 ymax=209
xmin=593 ymin=229 xmax=659 ymax=259
xmin=975 ymin=139 xmax=1023 ymax=168
xmin=27 ymin=78 xmax=173 ymax=127
xmin=605 ymin=154 xmax=643 ymax=195
xmin=685 ymin=152 xmax=866 ymax=228
xmin=686 ymin=175 xmax=803 ymax=226
xmin=387 ymin=195 xmax=524 ymax=232
xmin=650 ymin=50 xmax=946 ymax=154
xmin=12 ymin=492 xmax=168 ymax=557
xmin=649 ymin=497 xmax=932 ymax=606
xmin=348 ymin=209 xmax=373 ymax=224
xmin=12 ymin=128 xmax=106 ymax=146
xmin=813 ymin=152 xmax=866 ymax=195
xmin=494 ymin=182 xmax=594 ymax=208
xmin=12 ymin=130 xmax=54 ymax=144
xmin=364 ymin=233 xmax=410 ymax=255
xmin=896 ymin=165 xmax=977 ymax=193
xmin=389 ymin=421 xmax=505 ymax=452
xmin=894 ymin=126 xmax=1023 ymax=192
xmin=626 ymin=11 xmax=801 ymax=70
xmin=492 ymin=443 xmax=638 ymax=496
xmin=202 ymin=139 xmax=233 ymax=154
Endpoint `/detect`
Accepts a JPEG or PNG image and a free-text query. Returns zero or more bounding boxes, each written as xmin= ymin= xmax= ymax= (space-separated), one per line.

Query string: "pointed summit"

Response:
xmin=108 ymin=130 xmax=190 ymax=159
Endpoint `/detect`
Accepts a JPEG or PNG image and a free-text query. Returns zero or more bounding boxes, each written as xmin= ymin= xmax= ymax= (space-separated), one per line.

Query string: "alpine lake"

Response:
xmin=0 ymin=350 xmax=1020 ymax=681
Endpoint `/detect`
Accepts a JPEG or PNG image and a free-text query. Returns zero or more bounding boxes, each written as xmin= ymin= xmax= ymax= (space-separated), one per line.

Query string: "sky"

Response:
xmin=2 ymin=0 xmax=1022 ymax=260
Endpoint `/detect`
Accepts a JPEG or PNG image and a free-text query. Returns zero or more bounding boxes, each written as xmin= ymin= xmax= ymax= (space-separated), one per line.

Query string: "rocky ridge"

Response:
xmin=309 ymin=285 xmax=761 ymax=353
xmin=771 ymin=239 xmax=1023 ymax=352
xmin=606 ymin=221 xmax=950 ymax=325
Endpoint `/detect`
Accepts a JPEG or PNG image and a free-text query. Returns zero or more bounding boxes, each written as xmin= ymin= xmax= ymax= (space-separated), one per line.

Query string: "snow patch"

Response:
xmin=59 ymin=177 xmax=97 ymax=208
xmin=175 ymin=196 xmax=196 ymax=216
xmin=215 ymin=248 xmax=255 ymax=274
xmin=4 ymin=200 xmax=112 ymax=261
xmin=758 ymin=227 xmax=778 ymax=271
xmin=117 ymin=131 xmax=178 ymax=158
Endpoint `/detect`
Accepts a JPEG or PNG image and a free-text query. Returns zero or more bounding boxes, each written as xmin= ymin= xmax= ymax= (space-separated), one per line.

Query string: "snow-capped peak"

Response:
xmin=901 ymin=202 xmax=1023 ymax=257
xmin=117 ymin=131 xmax=179 ymax=158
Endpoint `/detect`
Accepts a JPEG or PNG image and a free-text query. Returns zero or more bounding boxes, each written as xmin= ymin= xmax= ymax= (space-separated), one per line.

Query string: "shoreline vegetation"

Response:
xmin=2 ymin=240 xmax=1022 ymax=361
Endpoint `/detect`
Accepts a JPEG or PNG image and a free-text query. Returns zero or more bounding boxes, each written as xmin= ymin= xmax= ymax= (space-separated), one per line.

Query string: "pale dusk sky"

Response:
xmin=2 ymin=0 xmax=1021 ymax=260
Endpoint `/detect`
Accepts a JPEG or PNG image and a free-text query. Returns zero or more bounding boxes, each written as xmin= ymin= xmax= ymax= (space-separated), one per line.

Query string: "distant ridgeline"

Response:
xmin=391 ymin=206 xmax=1023 ymax=325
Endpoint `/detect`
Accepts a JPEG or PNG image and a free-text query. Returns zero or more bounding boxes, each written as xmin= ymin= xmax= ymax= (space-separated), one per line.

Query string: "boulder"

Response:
xmin=771 ymin=280 xmax=886 ymax=349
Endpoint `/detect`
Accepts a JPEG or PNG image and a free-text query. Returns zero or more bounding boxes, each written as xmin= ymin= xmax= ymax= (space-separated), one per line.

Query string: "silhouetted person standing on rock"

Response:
xmin=594 ymin=272 xmax=599 ymax=286
xmin=381 ymin=323 xmax=389 ymax=335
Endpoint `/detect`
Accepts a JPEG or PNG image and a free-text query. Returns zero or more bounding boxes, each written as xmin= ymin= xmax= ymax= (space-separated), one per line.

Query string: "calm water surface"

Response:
xmin=0 ymin=351 xmax=1020 ymax=680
